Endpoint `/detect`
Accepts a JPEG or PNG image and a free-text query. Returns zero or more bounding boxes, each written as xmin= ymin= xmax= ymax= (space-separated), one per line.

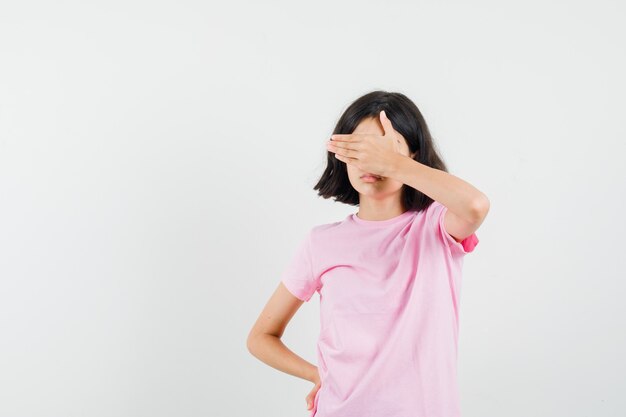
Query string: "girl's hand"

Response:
xmin=306 ymin=376 xmax=321 ymax=411
xmin=326 ymin=110 xmax=409 ymax=178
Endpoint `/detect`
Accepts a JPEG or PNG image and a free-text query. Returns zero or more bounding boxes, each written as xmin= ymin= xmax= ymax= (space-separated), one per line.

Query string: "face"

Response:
xmin=345 ymin=116 xmax=415 ymax=203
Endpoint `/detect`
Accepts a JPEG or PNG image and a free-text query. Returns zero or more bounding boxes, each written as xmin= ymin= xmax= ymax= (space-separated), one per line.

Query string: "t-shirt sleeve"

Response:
xmin=433 ymin=202 xmax=479 ymax=256
xmin=280 ymin=229 xmax=320 ymax=302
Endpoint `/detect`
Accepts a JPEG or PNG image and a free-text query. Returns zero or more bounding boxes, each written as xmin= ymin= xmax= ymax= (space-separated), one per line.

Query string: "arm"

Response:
xmin=246 ymin=282 xmax=320 ymax=384
xmin=386 ymin=156 xmax=490 ymax=241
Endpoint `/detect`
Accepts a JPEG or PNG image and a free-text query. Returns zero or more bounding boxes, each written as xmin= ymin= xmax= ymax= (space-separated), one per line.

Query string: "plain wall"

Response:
xmin=1 ymin=0 xmax=625 ymax=416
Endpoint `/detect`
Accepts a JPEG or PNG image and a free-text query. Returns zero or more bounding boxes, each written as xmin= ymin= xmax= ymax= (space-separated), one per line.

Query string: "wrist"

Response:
xmin=386 ymin=154 xmax=412 ymax=180
xmin=306 ymin=365 xmax=320 ymax=383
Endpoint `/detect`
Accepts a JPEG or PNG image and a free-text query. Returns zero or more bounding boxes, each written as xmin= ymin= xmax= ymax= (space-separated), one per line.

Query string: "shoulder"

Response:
xmin=407 ymin=200 xmax=441 ymax=226
xmin=305 ymin=217 xmax=348 ymax=246
xmin=424 ymin=200 xmax=445 ymax=221
xmin=426 ymin=199 xmax=444 ymax=212
xmin=424 ymin=200 xmax=480 ymax=255
xmin=310 ymin=219 xmax=343 ymax=237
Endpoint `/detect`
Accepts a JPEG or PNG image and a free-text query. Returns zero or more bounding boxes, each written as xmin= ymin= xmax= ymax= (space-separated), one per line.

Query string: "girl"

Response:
xmin=247 ymin=90 xmax=489 ymax=417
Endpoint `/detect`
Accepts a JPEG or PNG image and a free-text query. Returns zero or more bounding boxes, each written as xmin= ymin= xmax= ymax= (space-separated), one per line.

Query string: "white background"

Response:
xmin=1 ymin=1 xmax=625 ymax=416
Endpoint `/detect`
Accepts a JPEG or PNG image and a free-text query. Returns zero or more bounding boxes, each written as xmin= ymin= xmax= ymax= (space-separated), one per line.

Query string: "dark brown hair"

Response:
xmin=314 ymin=90 xmax=448 ymax=212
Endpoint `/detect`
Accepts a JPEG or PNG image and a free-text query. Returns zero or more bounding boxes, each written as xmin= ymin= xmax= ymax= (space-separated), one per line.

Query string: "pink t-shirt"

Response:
xmin=280 ymin=201 xmax=480 ymax=417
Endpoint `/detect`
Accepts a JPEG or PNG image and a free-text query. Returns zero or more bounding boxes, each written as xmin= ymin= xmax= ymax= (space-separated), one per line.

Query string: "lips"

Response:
xmin=361 ymin=173 xmax=383 ymax=179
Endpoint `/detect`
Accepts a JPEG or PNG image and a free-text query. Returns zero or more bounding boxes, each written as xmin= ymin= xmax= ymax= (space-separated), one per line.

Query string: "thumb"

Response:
xmin=306 ymin=384 xmax=320 ymax=409
xmin=379 ymin=110 xmax=394 ymax=136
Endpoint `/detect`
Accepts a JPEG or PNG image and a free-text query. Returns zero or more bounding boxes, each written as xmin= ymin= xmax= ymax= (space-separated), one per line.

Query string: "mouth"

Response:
xmin=360 ymin=173 xmax=383 ymax=181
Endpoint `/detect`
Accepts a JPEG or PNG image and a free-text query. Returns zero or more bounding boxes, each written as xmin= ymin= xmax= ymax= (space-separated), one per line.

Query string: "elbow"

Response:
xmin=246 ymin=331 xmax=258 ymax=355
xmin=470 ymin=194 xmax=490 ymax=223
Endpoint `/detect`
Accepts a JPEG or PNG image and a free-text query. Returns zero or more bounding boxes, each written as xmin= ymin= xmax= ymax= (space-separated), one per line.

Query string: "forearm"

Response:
xmin=387 ymin=155 xmax=488 ymax=223
xmin=248 ymin=333 xmax=319 ymax=383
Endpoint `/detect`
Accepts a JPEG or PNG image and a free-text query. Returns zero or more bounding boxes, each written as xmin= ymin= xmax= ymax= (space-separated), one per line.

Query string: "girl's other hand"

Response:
xmin=305 ymin=373 xmax=321 ymax=411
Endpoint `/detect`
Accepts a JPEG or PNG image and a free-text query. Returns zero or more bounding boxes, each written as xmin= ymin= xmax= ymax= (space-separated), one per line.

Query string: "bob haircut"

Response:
xmin=314 ymin=90 xmax=449 ymax=212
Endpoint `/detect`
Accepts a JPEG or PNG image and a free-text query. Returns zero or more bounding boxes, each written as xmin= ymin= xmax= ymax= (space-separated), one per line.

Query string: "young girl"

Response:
xmin=247 ymin=90 xmax=489 ymax=417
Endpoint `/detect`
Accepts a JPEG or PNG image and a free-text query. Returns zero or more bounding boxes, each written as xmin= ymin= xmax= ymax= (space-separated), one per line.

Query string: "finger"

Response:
xmin=379 ymin=110 xmax=395 ymax=137
xmin=379 ymin=110 xmax=404 ymax=145
xmin=327 ymin=141 xmax=360 ymax=153
xmin=334 ymin=153 xmax=357 ymax=164
xmin=306 ymin=390 xmax=317 ymax=409
xmin=330 ymin=133 xmax=365 ymax=142
xmin=328 ymin=144 xmax=358 ymax=159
